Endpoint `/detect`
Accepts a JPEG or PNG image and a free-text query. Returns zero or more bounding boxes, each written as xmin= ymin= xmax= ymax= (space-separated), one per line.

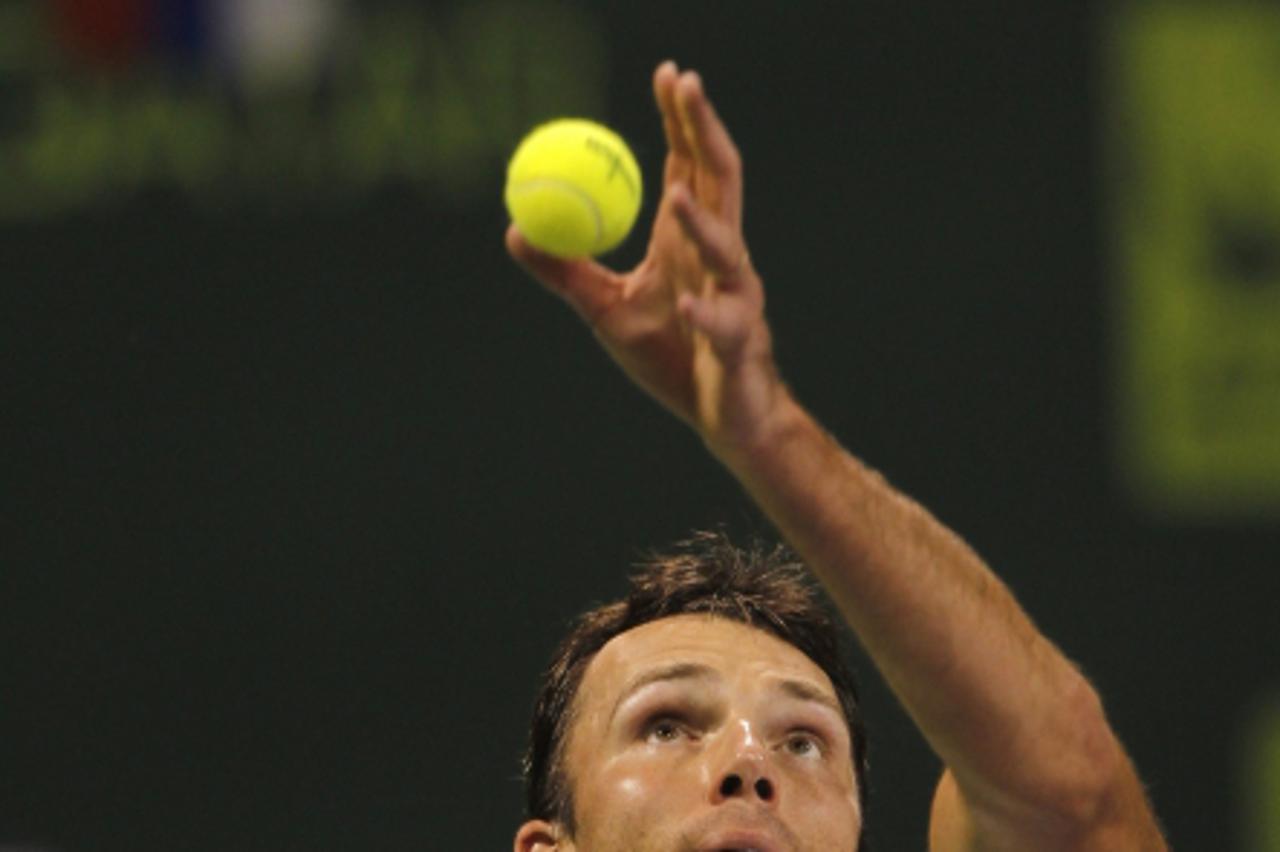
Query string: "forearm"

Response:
xmin=707 ymin=387 xmax=1130 ymax=823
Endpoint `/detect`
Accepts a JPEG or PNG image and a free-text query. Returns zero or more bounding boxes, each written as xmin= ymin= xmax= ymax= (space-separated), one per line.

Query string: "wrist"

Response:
xmin=702 ymin=379 xmax=810 ymax=472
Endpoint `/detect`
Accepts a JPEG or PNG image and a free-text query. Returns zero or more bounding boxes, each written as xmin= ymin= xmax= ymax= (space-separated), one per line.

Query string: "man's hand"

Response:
xmin=506 ymin=61 xmax=786 ymax=452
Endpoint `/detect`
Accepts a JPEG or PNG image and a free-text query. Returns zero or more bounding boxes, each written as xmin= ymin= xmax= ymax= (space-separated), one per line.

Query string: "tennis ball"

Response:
xmin=505 ymin=118 xmax=643 ymax=259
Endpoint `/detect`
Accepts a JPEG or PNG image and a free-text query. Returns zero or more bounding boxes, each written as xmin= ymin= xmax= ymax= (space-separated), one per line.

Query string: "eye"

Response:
xmin=650 ymin=719 xmax=680 ymax=741
xmin=784 ymin=731 xmax=824 ymax=758
xmin=643 ymin=714 xmax=692 ymax=744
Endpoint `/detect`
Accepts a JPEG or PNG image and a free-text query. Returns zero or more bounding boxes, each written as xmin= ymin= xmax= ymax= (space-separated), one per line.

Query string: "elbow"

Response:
xmin=964 ymin=668 xmax=1166 ymax=847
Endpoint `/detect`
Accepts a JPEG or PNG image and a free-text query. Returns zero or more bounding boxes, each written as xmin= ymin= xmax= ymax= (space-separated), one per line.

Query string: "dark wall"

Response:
xmin=3 ymin=3 xmax=1277 ymax=850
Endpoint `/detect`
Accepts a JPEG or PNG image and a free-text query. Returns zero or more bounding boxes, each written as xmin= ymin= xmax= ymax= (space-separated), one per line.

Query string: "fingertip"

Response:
xmin=667 ymin=180 xmax=691 ymax=208
xmin=505 ymin=223 xmax=567 ymax=284
xmin=653 ymin=61 xmax=674 ymax=104
xmin=669 ymin=184 xmax=705 ymax=238
xmin=678 ymin=292 xmax=717 ymax=337
xmin=505 ymin=222 xmax=539 ymax=265
xmin=677 ymin=291 xmax=703 ymax=327
xmin=677 ymin=70 xmax=704 ymax=104
xmin=505 ymin=221 xmax=523 ymax=252
xmin=507 ymin=223 xmax=561 ymax=263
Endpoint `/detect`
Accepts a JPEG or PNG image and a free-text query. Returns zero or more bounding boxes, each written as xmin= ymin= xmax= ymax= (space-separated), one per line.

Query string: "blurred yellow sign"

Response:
xmin=1109 ymin=5 xmax=1280 ymax=516
xmin=1243 ymin=695 xmax=1280 ymax=852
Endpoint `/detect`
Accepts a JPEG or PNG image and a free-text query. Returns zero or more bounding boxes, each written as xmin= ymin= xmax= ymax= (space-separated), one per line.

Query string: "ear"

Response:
xmin=513 ymin=819 xmax=566 ymax=852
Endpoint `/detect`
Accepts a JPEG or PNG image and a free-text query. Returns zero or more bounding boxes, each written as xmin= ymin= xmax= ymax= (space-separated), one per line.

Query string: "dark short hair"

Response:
xmin=521 ymin=529 xmax=869 ymax=844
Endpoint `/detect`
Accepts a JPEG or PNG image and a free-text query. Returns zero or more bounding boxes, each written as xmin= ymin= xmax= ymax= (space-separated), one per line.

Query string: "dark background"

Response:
xmin=3 ymin=3 xmax=1278 ymax=849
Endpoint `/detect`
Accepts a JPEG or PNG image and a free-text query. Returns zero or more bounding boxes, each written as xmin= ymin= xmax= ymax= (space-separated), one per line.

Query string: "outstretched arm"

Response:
xmin=506 ymin=60 xmax=1165 ymax=851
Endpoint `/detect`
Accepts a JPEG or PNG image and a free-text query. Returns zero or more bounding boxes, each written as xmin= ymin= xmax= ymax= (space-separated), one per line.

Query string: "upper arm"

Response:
xmin=927 ymin=767 xmax=1168 ymax=852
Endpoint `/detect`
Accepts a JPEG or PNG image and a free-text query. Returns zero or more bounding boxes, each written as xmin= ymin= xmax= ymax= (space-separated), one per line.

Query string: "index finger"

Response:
xmin=653 ymin=60 xmax=693 ymax=164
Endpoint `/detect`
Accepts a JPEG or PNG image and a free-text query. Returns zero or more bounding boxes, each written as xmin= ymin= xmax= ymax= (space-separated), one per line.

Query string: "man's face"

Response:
xmin=534 ymin=614 xmax=861 ymax=851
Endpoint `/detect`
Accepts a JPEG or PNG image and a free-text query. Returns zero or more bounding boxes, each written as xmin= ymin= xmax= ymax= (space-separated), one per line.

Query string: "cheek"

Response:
xmin=575 ymin=750 xmax=703 ymax=840
xmin=779 ymin=768 xmax=862 ymax=846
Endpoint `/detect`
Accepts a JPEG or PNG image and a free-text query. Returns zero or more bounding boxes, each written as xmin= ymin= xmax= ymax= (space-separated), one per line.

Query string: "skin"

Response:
xmin=515 ymin=614 xmax=861 ymax=852
xmin=508 ymin=59 xmax=1168 ymax=850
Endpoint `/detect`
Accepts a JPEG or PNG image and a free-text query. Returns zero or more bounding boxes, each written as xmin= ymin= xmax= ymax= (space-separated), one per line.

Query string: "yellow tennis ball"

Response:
xmin=504 ymin=118 xmax=643 ymax=259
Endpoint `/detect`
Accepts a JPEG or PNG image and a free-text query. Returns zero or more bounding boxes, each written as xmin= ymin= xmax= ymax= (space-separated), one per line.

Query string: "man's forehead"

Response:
xmin=580 ymin=613 xmax=833 ymax=702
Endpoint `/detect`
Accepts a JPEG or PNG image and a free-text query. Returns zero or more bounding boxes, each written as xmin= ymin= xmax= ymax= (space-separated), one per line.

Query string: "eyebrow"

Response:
xmin=610 ymin=662 xmax=719 ymax=723
xmin=775 ymin=676 xmax=844 ymax=719
xmin=609 ymin=661 xmax=844 ymax=724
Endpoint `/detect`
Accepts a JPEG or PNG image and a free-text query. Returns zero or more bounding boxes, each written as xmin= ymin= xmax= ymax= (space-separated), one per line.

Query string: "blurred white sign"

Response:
xmin=0 ymin=2 xmax=607 ymax=218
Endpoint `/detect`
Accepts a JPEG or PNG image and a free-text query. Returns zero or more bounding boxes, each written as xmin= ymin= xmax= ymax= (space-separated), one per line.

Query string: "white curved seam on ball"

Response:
xmin=510 ymin=177 xmax=604 ymax=249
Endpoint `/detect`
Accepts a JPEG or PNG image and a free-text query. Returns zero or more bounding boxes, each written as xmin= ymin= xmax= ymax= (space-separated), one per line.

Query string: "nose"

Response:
xmin=709 ymin=720 xmax=777 ymax=806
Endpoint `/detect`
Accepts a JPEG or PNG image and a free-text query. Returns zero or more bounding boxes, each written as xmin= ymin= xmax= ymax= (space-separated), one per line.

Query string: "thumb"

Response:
xmin=505 ymin=224 xmax=622 ymax=325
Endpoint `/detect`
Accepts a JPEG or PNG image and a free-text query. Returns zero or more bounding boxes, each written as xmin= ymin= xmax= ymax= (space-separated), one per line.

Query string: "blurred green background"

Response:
xmin=3 ymin=1 xmax=1278 ymax=849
